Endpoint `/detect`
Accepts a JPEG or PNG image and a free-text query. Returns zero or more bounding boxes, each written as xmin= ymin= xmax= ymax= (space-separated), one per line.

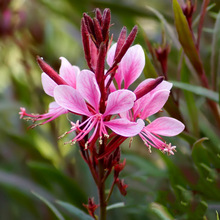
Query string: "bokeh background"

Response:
xmin=0 ymin=0 xmax=220 ymax=219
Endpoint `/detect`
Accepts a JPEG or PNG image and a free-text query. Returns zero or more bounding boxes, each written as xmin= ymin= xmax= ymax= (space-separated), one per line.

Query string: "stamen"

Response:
xmin=58 ymin=132 xmax=67 ymax=139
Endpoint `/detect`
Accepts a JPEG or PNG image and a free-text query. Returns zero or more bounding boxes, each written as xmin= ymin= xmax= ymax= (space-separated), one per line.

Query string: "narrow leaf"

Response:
xmin=32 ymin=191 xmax=65 ymax=220
xmin=149 ymin=202 xmax=174 ymax=220
xmin=107 ymin=202 xmax=125 ymax=210
xmin=56 ymin=200 xmax=93 ymax=220
xmin=180 ymin=60 xmax=198 ymax=136
xmin=143 ymin=50 xmax=158 ymax=78
xmin=172 ymin=0 xmax=208 ymax=87
xmin=145 ymin=6 xmax=180 ymax=49
xmin=171 ymin=81 xmax=219 ymax=102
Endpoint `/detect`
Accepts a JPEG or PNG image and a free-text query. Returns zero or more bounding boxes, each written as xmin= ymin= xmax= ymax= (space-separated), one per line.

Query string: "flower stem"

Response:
xmin=98 ymin=159 xmax=107 ymax=220
xmin=98 ymin=140 xmax=107 ymax=220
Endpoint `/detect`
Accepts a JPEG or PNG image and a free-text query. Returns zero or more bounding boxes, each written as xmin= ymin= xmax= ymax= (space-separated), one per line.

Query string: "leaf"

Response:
xmin=145 ymin=5 xmax=180 ymax=49
xmin=149 ymin=202 xmax=174 ymax=220
xmin=143 ymin=50 xmax=158 ymax=78
xmin=188 ymin=200 xmax=208 ymax=220
xmin=107 ymin=202 xmax=125 ymax=211
xmin=0 ymin=169 xmax=54 ymax=200
xmin=192 ymin=137 xmax=210 ymax=166
xmin=124 ymin=153 xmax=165 ymax=178
xmin=180 ymin=60 xmax=199 ymax=136
xmin=28 ymin=162 xmax=87 ymax=207
xmin=211 ymin=12 xmax=220 ymax=90
xmin=217 ymin=211 xmax=220 ymax=220
xmin=172 ymin=0 xmax=205 ymax=81
xmin=32 ymin=191 xmax=65 ymax=220
xmin=56 ymin=200 xmax=93 ymax=220
xmin=171 ymin=81 xmax=219 ymax=102
xmin=174 ymin=185 xmax=192 ymax=206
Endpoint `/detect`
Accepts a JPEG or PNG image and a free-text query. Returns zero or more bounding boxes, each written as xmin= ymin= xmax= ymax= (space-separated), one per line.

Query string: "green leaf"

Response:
xmin=56 ymin=200 xmax=93 ymax=220
xmin=124 ymin=153 xmax=165 ymax=178
xmin=28 ymin=162 xmax=87 ymax=207
xmin=107 ymin=202 xmax=125 ymax=211
xmin=192 ymin=138 xmax=210 ymax=166
xmin=32 ymin=191 xmax=65 ymax=220
xmin=171 ymin=81 xmax=219 ymax=102
xmin=149 ymin=202 xmax=174 ymax=220
xmin=188 ymin=200 xmax=208 ymax=220
xmin=180 ymin=60 xmax=199 ymax=136
xmin=145 ymin=5 xmax=180 ymax=49
xmin=175 ymin=185 xmax=192 ymax=206
xmin=172 ymin=0 xmax=205 ymax=79
xmin=217 ymin=211 xmax=219 ymax=220
xmin=143 ymin=50 xmax=158 ymax=78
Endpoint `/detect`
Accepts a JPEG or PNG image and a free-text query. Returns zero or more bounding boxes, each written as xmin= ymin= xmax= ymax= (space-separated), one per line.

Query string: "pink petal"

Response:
xmin=48 ymin=101 xmax=60 ymax=112
xmin=119 ymin=44 xmax=145 ymax=89
xmin=77 ymin=70 xmax=101 ymax=112
xmin=59 ymin=57 xmax=80 ymax=89
xmin=134 ymin=79 xmax=172 ymax=94
xmin=104 ymin=90 xmax=136 ymax=116
xmin=41 ymin=73 xmax=57 ymax=97
xmin=107 ymin=43 xmax=123 ymax=88
xmin=135 ymin=90 xmax=170 ymax=119
xmin=146 ymin=117 xmax=185 ymax=136
xmin=54 ymin=85 xmax=91 ymax=116
xmin=105 ymin=118 xmax=144 ymax=137
xmin=107 ymin=43 xmax=117 ymax=66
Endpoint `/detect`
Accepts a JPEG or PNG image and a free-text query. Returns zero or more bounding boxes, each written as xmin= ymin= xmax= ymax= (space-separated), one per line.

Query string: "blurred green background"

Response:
xmin=0 ymin=0 xmax=220 ymax=219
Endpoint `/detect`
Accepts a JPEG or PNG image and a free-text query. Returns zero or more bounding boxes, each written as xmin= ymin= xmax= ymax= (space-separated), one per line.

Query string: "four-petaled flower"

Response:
xmin=107 ymin=43 xmax=185 ymax=154
xmin=54 ymin=70 xmax=144 ymax=147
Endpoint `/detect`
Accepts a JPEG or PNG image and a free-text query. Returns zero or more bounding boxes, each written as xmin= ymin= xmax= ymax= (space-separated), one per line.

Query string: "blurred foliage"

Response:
xmin=0 ymin=0 xmax=220 ymax=219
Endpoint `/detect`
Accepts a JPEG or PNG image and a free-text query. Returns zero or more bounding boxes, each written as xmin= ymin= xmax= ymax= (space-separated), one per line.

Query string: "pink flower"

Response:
xmin=127 ymin=79 xmax=184 ymax=155
xmin=54 ymin=70 xmax=144 ymax=147
xmin=19 ymin=57 xmax=80 ymax=125
xmin=107 ymin=43 xmax=184 ymax=154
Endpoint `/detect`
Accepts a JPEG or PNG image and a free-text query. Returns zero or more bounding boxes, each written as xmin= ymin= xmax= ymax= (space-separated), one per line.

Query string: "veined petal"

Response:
xmin=41 ymin=73 xmax=57 ymax=97
xmin=77 ymin=70 xmax=101 ymax=112
xmin=136 ymin=90 xmax=170 ymax=119
xmin=104 ymin=90 xmax=136 ymax=116
xmin=107 ymin=43 xmax=117 ymax=66
xmin=146 ymin=117 xmax=185 ymax=136
xmin=119 ymin=45 xmax=145 ymax=89
xmin=107 ymin=43 xmax=123 ymax=88
xmin=48 ymin=101 xmax=61 ymax=112
xmin=59 ymin=57 xmax=80 ymax=88
xmin=54 ymin=85 xmax=91 ymax=116
xmin=105 ymin=118 xmax=144 ymax=137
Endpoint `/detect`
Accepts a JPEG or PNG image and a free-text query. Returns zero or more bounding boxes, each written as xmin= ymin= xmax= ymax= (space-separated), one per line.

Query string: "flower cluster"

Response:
xmin=20 ymin=8 xmax=184 ymax=216
xmin=20 ymin=44 xmax=184 ymax=155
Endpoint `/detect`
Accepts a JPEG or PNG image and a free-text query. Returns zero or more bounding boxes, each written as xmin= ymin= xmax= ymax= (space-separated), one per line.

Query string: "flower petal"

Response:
xmin=59 ymin=57 xmax=80 ymax=88
xmin=134 ymin=79 xmax=172 ymax=94
xmin=119 ymin=44 xmax=145 ymax=89
xmin=105 ymin=118 xmax=144 ymax=137
xmin=107 ymin=43 xmax=117 ymax=66
xmin=146 ymin=117 xmax=185 ymax=136
xmin=54 ymin=85 xmax=91 ymax=116
xmin=134 ymin=90 xmax=170 ymax=119
xmin=41 ymin=73 xmax=57 ymax=97
xmin=107 ymin=43 xmax=124 ymax=88
xmin=104 ymin=90 xmax=136 ymax=116
xmin=77 ymin=70 xmax=101 ymax=112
